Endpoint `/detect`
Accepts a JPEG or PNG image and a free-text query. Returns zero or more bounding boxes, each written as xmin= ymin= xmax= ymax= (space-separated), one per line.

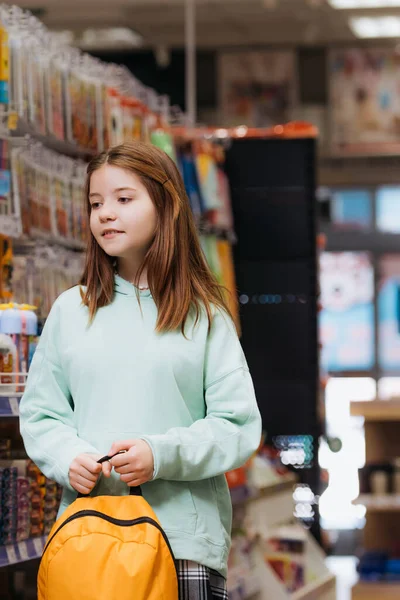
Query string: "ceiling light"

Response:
xmin=350 ymin=15 xmax=400 ymax=36
xmin=330 ymin=0 xmax=400 ymax=7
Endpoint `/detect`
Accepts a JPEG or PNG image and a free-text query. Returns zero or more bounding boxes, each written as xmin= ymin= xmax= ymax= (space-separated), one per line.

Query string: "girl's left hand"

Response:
xmin=102 ymin=439 xmax=154 ymax=486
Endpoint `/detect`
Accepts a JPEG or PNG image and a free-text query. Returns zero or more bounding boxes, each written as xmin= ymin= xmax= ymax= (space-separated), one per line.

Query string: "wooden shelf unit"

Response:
xmin=352 ymin=582 xmax=400 ymax=600
xmin=351 ymin=400 xmax=400 ymax=599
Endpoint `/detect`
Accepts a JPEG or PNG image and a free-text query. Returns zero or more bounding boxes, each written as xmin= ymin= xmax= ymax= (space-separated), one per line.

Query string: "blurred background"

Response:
xmin=2 ymin=1 xmax=400 ymax=599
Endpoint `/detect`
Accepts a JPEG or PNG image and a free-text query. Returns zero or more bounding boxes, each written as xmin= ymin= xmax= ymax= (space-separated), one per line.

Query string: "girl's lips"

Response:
xmin=102 ymin=230 xmax=124 ymax=239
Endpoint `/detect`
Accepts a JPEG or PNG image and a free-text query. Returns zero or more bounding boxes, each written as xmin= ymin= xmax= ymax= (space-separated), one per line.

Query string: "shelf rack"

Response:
xmin=351 ymin=399 xmax=400 ymax=599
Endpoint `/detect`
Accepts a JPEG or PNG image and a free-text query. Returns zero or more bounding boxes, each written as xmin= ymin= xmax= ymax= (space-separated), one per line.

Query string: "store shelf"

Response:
xmin=26 ymin=231 xmax=86 ymax=251
xmin=350 ymin=400 xmax=400 ymax=421
xmin=0 ymin=395 xmax=21 ymax=417
xmin=248 ymin=530 xmax=336 ymax=600
xmin=13 ymin=118 xmax=96 ymax=160
xmin=291 ymin=572 xmax=336 ymax=600
xmin=231 ymin=474 xmax=297 ymax=508
xmin=352 ymin=581 xmax=400 ymax=600
xmin=354 ymin=494 xmax=400 ymax=511
xmin=0 ymin=536 xmax=46 ymax=568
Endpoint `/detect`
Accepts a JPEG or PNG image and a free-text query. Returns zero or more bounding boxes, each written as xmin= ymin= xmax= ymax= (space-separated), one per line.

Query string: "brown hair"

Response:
xmin=80 ymin=140 xmax=233 ymax=332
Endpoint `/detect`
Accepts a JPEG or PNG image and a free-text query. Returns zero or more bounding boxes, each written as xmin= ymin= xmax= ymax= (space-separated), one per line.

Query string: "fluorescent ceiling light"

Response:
xmin=350 ymin=15 xmax=400 ymax=36
xmin=330 ymin=0 xmax=400 ymax=7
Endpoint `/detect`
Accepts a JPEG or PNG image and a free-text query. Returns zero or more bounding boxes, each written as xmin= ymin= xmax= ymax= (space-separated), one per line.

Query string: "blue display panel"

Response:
xmin=319 ymin=252 xmax=375 ymax=372
xmin=378 ymin=255 xmax=400 ymax=371
xmin=377 ymin=186 xmax=400 ymax=233
xmin=331 ymin=189 xmax=372 ymax=230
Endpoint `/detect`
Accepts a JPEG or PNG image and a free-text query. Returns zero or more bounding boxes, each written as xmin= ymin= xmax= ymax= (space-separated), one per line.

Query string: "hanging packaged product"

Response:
xmin=177 ymin=143 xmax=205 ymax=219
xmin=215 ymin=168 xmax=234 ymax=232
xmin=0 ymin=142 xmax=11 ymax=217
xmin=105 ymin=88 xmax=124 ymax=146
xmin=0 ymin=331 xmax=17 ymax=394
xmin=122 ymin=97 xmax=141 ymax=142
xmin=0 ymin=234 xmax=13 ymax=302
xmin=8 ymin=28 xmax=23 ymax=117
xmin=0 ymin=302 xmax=38 ymax=390
xmin=195 ymin=142 xmax=222 ymax=216
xmin=66 ymin=69 xmax=86 ymax=147
xmin=0 ymin=19 xmax=9 ymax=106
xmin=71 ymin=162 xmax=87 ymax=243
xmin=19 ymin=304 xmax=38 ymax=370
xmin=51 ymin=154 xmax=74 ymax=240
xmin=36 ymin=160 xmax=52 ymax=235
xmin=46 ymin=53 xmax=67 ymax=141
xmin=150 ymin=127 xmax=177 ymax=163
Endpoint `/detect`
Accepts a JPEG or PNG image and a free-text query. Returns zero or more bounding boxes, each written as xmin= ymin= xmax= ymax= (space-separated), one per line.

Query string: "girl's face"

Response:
xmin=89 ymin=165 xmax=158 ymax=261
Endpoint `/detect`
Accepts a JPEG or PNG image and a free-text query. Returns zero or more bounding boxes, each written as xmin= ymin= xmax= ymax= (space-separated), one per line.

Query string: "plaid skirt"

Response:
xmin=176 ymin=560 xmax=228 ymax=599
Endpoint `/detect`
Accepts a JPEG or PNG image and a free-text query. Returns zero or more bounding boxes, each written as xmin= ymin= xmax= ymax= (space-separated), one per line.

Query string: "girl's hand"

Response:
xmin=103 ymin=440 xmax=154 ymax=486
xmin=69 ymin=453 xmax=103 ymax=494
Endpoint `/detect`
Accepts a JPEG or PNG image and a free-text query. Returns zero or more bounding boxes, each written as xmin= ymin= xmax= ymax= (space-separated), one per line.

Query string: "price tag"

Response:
xmin=33 ymin=538 xmax=43 ymax=555
xmin=5 ymin=544 xmax=17 ymax=564
xmin=9 ymin=397 xmax=19 ymax=416
xmin=18 ymin=541 xmax=28 ymax=561
xmin=7 ymin=112 xmax=18 ymax=131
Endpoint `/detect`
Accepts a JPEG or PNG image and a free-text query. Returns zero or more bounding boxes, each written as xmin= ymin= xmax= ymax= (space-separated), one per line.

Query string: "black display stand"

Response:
xmin=225 ymin=137 xmax=321 ymax=535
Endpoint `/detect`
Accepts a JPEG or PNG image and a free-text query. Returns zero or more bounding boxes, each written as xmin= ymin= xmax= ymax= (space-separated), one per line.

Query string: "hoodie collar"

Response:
xmin=114 ymin=274 xmax=152 ymax=298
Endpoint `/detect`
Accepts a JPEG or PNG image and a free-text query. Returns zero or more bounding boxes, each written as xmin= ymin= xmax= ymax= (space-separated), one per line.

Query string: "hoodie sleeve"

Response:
xmin=19 ymin=298 xmax=100 ymax=491
xmin=140 ymin=309 xmax=262 ymax=481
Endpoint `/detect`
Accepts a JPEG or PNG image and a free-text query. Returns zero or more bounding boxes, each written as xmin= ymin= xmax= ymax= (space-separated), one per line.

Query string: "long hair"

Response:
xmin=80 ymin=140 xmax=233 ymax=332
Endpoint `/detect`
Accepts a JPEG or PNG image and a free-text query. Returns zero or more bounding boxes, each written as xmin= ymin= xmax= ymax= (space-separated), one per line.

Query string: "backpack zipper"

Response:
xmin=41 ymin=510 xmax=177 ymax=577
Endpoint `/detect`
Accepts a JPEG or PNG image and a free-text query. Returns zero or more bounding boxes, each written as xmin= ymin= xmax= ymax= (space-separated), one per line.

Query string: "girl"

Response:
xmin=19 ymin=141 xmax=261 ymax=599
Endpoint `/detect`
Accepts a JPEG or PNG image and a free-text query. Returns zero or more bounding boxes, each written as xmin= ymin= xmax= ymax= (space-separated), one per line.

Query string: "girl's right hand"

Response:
xmin=69 ymin=453 xmax=103 ymax=494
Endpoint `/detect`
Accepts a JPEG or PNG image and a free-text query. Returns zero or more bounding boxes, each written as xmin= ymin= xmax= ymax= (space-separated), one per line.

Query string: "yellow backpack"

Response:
xmin=38 ymin=467 xmax=178 ymax=600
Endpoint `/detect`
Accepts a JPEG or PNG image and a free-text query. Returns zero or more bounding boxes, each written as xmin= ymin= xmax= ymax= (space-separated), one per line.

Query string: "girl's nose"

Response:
xmin=99 ymin=210 xmax=117 ymax=223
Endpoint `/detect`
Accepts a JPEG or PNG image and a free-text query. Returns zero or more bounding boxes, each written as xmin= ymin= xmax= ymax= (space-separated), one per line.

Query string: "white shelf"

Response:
xmin=232 ymin=490 xmax=336 ymax=600
xmin=354 ymin=494 xmax=400 ymax=511
xmin=291 ymin=572 xmax=336 ymax=600
xmin=231 ymin=474 xmax=297 ymax=508
xmin=0 ymin=536 xmax=46 ymax=568
xmin=0 ymin=394 xmax=21 ymax=417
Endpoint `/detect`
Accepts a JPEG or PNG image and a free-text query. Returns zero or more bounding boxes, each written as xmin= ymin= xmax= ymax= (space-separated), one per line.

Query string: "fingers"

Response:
xmin=80 ymin=466 xmax=99 ymax=483
xmin=110 ymin=453 xmax=131 ymax=469
xmin=120 ymin=472 xmax=137 ymax=483
xmin=72 ymin=474 xmax=97 ymax=495
xmin=102 ymin=461 xmax=112 ymax=478
xmin=108 ymin=440 xmax=135 ymax=458
xmin=113 ymin=463 xmax=134 ymax=475
xmin=127 ymin=480 xmax=144 ymax=488
xmin=80 ymin=454 xmax=102 ymax=475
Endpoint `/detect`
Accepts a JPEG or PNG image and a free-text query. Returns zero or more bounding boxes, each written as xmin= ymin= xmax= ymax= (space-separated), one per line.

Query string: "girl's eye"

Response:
xmin=118 ymin=197 xmax=132 ymax=204
xmin=91 ymin=202 xmax=101 ymax=210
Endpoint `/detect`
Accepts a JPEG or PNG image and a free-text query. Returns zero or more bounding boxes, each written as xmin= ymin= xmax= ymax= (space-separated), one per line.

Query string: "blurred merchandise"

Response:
xmin=12 ymin=143 xmax=87 ymax=245
xmin=0 ymin=459 xmax=61 ymax=545
xmin=330 ymin=48 xmax=400 ymax=155
xmin=264 ymin=525 xmax=306 ymax=593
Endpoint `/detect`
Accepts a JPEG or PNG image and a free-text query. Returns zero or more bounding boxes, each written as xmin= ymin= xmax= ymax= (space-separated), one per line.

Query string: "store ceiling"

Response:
xmin=13 ymin=0 xmax=400 ymax=48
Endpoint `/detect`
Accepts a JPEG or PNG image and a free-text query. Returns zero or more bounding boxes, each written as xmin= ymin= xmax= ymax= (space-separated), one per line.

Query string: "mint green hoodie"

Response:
xmin=19 ymin=275 xmax=261 ymax=577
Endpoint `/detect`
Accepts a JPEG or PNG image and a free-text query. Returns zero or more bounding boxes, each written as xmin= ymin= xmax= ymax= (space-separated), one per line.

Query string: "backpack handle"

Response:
xmin=76 ymin=451 xmax=142 ymax=499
